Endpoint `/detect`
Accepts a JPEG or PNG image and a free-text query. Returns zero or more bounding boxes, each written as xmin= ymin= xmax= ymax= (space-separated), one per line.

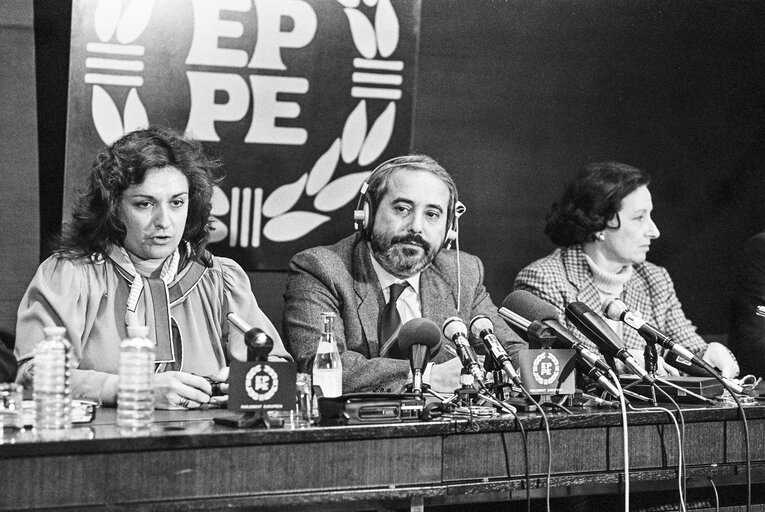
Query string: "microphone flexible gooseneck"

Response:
xmin=443 ymin=316 xmax=486 ymax=389
xmin=227 ymin=312 xmax=272 ymax=361
xmin=397 ymin=318 xmax=442 ymax=395
xmin=469 ymin=315 xmax=521 ymax=386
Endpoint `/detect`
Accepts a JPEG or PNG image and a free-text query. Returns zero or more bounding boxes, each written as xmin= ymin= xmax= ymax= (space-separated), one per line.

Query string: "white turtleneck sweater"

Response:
xmin=582 ymin=253 xmax=634 ymax=338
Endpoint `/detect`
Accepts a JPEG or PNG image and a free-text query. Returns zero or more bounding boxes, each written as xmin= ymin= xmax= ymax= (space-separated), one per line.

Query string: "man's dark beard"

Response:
xmin=370 ymin=232 xmax=437 ymax=277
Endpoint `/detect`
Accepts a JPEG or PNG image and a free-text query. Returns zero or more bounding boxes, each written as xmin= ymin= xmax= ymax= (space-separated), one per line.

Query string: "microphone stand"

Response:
xmin=430 ymin=347 xmax=518 ymax=415
xmin=426 ymin=382 xmax=518 ymax=416
xmin=644 ymin=340 xmax=659 ymax=405
xmin=484 ymin=352 xmax=506 ymax=400
xmin=619 ymin=341 xmax=716 ymax=405
xmin=525 ymin=327 xmax=576 ymax=413
xmin=482 ymin=352 xmax=531 ymax=412
xmin=214 ymin=328 xmax=280 ymax=429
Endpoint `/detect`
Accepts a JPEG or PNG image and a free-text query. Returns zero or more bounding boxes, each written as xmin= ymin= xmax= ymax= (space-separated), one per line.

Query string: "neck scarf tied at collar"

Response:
xmin=107 ymin=244 xmax=181 ymax=364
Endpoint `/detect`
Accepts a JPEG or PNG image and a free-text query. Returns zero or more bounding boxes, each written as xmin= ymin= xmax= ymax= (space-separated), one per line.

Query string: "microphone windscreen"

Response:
xmin=244 ymin=328 xmax=273 ymax=361
xmin=468 ymin=315 xmax=494 ymax=338
xmin=442 ymin=316 xmax=468 ymax=340
xmin=602 ymin=298 xmax=627 ymax=322
xmin=245 ymin=328 xmax=269 ymax=348
xmin=397 ymin=318 xmax=442 ymax=354
xmin=503 ymin=290 xmax=558 ymax=322
xmin=565 ymin=301 xmax=625 ymax=353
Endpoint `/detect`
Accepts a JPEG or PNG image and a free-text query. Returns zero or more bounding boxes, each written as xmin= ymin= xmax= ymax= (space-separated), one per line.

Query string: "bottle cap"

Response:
xmin=42 ymin=326 xmax=67 ymax=337
xmin=126 ymin=325 xmax=151 ymax=338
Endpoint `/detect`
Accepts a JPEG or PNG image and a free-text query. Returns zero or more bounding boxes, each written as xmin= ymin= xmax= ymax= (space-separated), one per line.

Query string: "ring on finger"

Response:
xmin=178 ymin=397 xmax=190 ymax=408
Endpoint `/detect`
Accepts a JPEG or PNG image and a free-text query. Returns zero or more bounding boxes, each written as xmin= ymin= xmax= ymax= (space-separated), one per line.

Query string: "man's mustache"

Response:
xmin=390 ymin=234 xmax=431 ymax=252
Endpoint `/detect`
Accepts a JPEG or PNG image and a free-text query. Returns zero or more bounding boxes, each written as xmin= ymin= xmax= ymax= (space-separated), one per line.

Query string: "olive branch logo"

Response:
xmin=88 ymin=0 xmax=153 ymax=145
xmin=87 ymin=0 xmax=405 ymax=247
xmin=209 ymin=0 xmax=403 ymax=246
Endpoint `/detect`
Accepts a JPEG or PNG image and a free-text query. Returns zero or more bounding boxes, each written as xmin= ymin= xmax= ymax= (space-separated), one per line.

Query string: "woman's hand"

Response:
xmin=205 ymin=367 xmax=229 ymax=406
xmin=702 ymin=342 xmax=740 ymax=379
xmin=152 ymin=371 xmax=212 ymax=410
xmin=207 ymin=366 xmax=229 ymax=395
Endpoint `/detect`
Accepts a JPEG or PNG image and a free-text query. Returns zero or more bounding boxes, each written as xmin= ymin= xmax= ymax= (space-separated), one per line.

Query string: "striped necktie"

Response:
xmin=378 ymin=282 xmax=409 ymax=359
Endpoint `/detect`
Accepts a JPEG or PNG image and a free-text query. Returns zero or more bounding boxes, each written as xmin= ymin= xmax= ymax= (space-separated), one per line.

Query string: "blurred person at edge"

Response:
xmin=15 ymin=127 xmax=291 ymax=408
xmin=729 ymin=228 xmax=765 ymax=378
xmin=514 ymin=161 xmax=738 ymax=378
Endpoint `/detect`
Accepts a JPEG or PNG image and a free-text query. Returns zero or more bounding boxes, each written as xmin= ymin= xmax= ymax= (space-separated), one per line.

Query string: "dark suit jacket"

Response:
xmin=0 ymin=342 xmax=17 ymax=382
xmin=0 ymin=333 xmax=16 ymax=383
xmin=729 ymin=231 xmax=765 ymax=376
xmin=283 ymin=233 xmax=525 ymax=393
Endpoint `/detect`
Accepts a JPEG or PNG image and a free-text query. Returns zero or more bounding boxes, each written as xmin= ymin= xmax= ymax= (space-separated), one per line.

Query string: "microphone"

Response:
xmin=663 ymin=351 xmax=712 ymax=377
xmin=603 ymin=298 xmax=744 ymax=393
xmin=397 ymin=318 xmax=442 ymax=394
xmin=227 ymin=312 xmax=272 ymax=361
xmin=442 ymin=317 xmax=486 ymax=388
xmin=501 ymin=290 xmax=612 ymax=374
xmin=603 ymin=298 xmax=696 ymax=364
xmin=564 ymin=302 xmax=655 ymax=383
xmin=468 ymin=315 xmax=521 ymax=386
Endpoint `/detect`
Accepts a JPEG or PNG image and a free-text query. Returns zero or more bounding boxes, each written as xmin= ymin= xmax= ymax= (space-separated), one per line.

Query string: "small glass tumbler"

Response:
xmin=292 ymin=373 xmax=313 ymax=428
xmin=0 ymin=383 xmax=24 ymax=431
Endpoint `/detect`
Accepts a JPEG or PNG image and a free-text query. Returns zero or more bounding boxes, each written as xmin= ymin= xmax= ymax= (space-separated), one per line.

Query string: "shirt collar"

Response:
xmin=367 ymin=242 xmax=421 ymax=296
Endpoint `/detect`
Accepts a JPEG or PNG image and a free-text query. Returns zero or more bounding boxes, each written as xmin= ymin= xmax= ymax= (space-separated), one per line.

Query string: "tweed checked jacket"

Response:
xmin=284 ymin=233 xmax=525 ymax=393
xmin=514 ymin=244 xmax=708 ymax=358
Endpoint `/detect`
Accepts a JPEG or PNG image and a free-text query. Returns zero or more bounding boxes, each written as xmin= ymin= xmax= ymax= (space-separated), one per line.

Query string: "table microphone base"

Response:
xmin=214 ymin=411 xmax=284 ymax=429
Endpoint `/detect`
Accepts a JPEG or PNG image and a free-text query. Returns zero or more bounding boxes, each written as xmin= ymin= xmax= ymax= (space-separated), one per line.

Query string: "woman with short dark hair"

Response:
xmin=15 ymin=127 xmax=291 ymax=407
xmin=515 ymin=161 xmax=738 ymax=377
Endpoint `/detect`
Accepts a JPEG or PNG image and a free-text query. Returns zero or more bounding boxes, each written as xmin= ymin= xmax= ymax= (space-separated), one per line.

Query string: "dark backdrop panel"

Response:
xmin=0 ymin=2 xmax=39 ymax=341
xmin=33 ymin=0 xmax=765 ymax=339
xmin=413 ymin=0 xmax=765 ymax=336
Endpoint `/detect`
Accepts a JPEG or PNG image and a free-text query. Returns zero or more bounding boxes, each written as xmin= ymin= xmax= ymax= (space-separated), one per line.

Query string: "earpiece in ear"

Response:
xmin=353 ymin=203 xmax=369 ymax=231
xmin=443 ymin=228 xmax=458 ymax=250
xmin=443 ymin=200 xmax=466 ymax=249
xmin=454 ymin=201 xmax=466 ymax=219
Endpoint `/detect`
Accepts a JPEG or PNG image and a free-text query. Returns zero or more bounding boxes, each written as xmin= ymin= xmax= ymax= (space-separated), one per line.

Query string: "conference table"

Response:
xmin=1 ymin=399 xmax=764 ymax=511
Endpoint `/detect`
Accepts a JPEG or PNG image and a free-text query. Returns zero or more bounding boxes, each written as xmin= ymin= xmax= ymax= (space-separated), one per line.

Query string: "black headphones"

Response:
xmin=352 ymin=156 xmax=466 ymax=249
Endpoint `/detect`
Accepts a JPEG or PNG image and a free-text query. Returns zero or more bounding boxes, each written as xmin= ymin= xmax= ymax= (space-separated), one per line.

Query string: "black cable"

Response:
xmin=502 ymin=419 xmax=531 ymax=512
xmin=628 ymin=398 xmax=686 ymax=512
xmin=610 ymin=373 xmax=631 ymax=512
xmin=694 ymin=362 xmax=751 ymax=512
xmin=653 ymin=385 xmax=687 ymax=509
xmin=517 ymin=385 xmax=552 ymax=512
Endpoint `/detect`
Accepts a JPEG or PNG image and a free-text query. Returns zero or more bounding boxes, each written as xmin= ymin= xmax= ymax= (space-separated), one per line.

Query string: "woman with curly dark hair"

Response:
xmin=15 ymin=127 xmax=291 ymax=408
xmin=514 ymin=161 xmax=738 ymax=378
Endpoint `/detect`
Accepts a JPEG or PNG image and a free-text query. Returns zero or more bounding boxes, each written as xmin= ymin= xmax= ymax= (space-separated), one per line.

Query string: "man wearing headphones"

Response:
xmin=283 ymin=155 xmax=524 ymax=394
